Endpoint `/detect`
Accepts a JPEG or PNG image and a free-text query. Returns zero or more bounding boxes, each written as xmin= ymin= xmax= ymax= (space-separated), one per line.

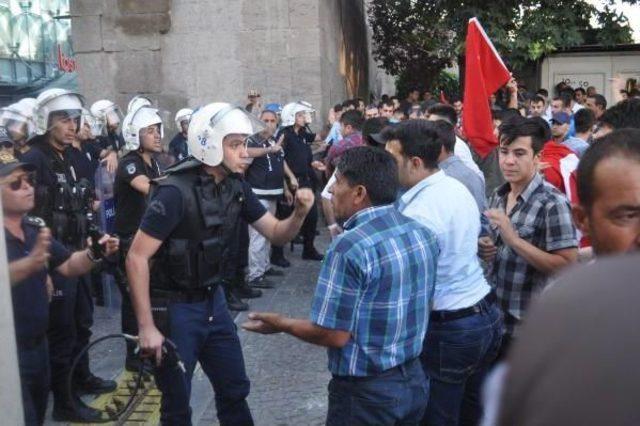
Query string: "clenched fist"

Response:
xmin=293 ymin=188 xmax=315 ymax=218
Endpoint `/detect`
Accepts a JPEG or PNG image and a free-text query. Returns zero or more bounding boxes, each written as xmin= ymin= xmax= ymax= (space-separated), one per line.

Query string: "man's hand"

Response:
xmin=293 ymin=188 xmax=314 ymax=218
xmin=506 ymin=77 xmax=518 ymax=93
xmin=99 ymin=234 xmax=120 ymax=257
xmin=242 ymin=312 xmax=284 ymax=334
xmin=311 ymin=160 xmax=327 ymax=172
xmin=485 ymin=209 xmax=518 ymax=245
xmin=284 ymin=188 xmax=294 ymax=206
xmin=30 ymin=227 xmax=52 ymax=270
xmin=288 ymin=175 xmax=299 ymax=192
xmin=138 ymin=324 xmax=165 ymax=366
xmin=478 ymin=236 xmax=497 ymax=262
xmin=104 ymin=150 xmax=118 ymax=174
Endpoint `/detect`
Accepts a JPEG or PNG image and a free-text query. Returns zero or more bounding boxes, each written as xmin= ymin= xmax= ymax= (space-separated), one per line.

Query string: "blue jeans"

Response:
xmin=153 ymin=286 xmax=253 ymax=426
xmin=421 ymin=299 xmax=503 ymax=426
xmin=18 ymin=339 xmax=50 ymax=425
xmin=326 ymin=358 xmax=429 ymax=426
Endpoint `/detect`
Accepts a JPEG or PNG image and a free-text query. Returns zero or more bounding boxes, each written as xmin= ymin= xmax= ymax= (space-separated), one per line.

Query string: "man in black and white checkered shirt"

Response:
xmin=479 ymin=117 xmax=578 ymax=357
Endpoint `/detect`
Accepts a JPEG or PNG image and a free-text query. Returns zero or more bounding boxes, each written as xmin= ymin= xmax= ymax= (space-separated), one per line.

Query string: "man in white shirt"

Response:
xmin=382 ymin=119 xmax=504 ymax=425
xmin=426 ymin=103 xmax=484 ymax=179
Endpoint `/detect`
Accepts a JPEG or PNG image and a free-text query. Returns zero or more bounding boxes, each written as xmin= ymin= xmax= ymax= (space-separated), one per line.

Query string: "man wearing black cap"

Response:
xmin=551 ymin=111 xmax=588 ymax=157
xmin=1 ymin=152 xmax=119 ymax=425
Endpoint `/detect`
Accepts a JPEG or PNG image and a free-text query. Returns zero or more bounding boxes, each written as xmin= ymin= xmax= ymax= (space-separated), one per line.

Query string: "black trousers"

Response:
xmin=71 ymin=275 xmax=94 ymax=381
xmin=48 ymin=272 xmax=78 ymax=407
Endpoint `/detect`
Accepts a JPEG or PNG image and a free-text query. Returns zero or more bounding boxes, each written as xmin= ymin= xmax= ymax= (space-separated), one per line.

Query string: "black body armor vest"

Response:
xmin=150 ymin=160 xmax=245 ymax=291
xmin=31 ymin=140 xmax=93 ymax=249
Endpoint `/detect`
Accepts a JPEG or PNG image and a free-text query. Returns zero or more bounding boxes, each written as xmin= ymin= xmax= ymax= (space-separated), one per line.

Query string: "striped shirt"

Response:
xmin=309 ymin=205 xmax=439 ymax=377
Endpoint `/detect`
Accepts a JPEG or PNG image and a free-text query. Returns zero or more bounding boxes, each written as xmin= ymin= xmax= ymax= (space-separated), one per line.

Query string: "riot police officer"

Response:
xmin=21 ymin=88 xmax=116 ymax=422
xmin=169 ymin=108 xmax=192 ymax=162
xmin=2 ymin=152 xmax=119 ymax=425
xmin=114 ymin=101 xmax=163 ymax=370
xmin=0 ymin=98 xmax=38 ymax=158
xmin=90 ymin=99 xmax=125 ymax=159
xmin=126 ymin=103 xmax=314 ymax=425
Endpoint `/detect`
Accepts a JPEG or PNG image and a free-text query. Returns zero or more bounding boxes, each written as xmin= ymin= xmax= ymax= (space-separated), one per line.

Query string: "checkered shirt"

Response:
xmin=487 ymin=173 xmax=577 ymax=335
xmin=310 ymin=205 xmax=438 ymax=377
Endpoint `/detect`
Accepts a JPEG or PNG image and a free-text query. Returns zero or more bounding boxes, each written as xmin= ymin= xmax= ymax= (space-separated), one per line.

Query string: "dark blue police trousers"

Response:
xmin=18 ymin=339 xmax=50 ymax=425
xmin=153 ymin=285 xmax=253 ymax=426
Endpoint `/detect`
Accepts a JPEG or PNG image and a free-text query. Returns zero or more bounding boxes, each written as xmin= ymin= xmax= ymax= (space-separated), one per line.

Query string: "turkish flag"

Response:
xmin=462 ymin=18 xmax=511 ymax=159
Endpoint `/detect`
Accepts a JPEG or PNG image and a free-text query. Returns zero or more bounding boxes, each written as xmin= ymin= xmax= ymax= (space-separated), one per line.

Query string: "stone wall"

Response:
xmin=70 ymin=0 xmax=370 ymax=136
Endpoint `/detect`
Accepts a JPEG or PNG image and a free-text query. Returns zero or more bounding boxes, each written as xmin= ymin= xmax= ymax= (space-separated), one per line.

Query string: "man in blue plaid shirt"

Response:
xmin=244 ymin=146 xmax=438 ymax=425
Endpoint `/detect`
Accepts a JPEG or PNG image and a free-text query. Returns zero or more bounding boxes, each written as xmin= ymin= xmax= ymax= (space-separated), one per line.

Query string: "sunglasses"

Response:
xmin=5 ymin=172 xmax=36 ymax=191
xmin=1 ymin=141 xmax=13 ymax=149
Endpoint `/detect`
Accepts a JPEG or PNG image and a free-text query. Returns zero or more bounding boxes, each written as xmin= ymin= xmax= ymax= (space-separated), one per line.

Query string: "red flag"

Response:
xmin=439 ymin=90 xmax=448 ymax=104
xmin=462 ymin=18 xmax=511 ymax=159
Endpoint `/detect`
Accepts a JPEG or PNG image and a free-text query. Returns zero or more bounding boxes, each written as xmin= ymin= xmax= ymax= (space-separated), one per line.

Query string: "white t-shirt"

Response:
xmin=455 ymin=136 xmax=484 ymax=179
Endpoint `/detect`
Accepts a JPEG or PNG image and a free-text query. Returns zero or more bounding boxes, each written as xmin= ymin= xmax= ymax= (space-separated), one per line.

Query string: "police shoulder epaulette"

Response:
xmin=24 ymin=216 xmax=46 ymax=228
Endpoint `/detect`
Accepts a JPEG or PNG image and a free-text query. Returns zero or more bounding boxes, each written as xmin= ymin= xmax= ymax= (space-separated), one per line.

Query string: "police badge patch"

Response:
xmin=127 ymin=163 xmax=136 ymax=175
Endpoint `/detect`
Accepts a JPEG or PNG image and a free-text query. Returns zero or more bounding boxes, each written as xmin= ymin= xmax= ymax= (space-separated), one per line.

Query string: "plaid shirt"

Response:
xmin=310 ymin=205 xmax=438 ymax=377
xmin=487 ymin=173 xmax=577 ymax=334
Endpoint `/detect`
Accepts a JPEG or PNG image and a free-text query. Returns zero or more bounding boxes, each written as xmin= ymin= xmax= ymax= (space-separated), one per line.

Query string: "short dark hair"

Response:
xmin=342 ymin=99 xmax=358 ymax=110
xmin=529 ymin=116 xmax=552 ymax=141
xmin=381 ymin=119 xmax=443 ymax=169
xmin=260 ymin=109 xmax=278 ymax=120
xmin=588 ymin=94 xmax=607 ymax=110
xmin=336 ymin=146 xmax=399 ymax=206
xmin=630 ymin=89 xmax=640 ymax=98
xmin=427 ymin=103 xmax=457 ymax=125
xmin=574 ymin=108 xmax=595 ymax=133
xmin=378 ymin=100 xmax=394 ymax=109
xmin=493 ymin=108 xmax=522 ymax=124
xmin=362 ymin=117 xmax=389 ymax=146
xmin=600 ymin=98 xmax=640 ymax=130
xmin=431 ymin=120 xmax=456 ymax=153
xmin=499 ymin=116 xmax=548 ymax=154
xmin=339 ymin=110 xmax=364 ymax=130
xmin=556 ymin=90 xmax=574 ymax=108
xmin=531 ymin=95 xmax=546 ymax=105
xmin=333 ymin=104 xmax=344 ymax=113
xmin=574 ymin=87 xmax=586 ymax=96
xmin=577 ymin=129 xmax=640 ymax=210
xmin=536 ymin=88 xmax=549 ymax=98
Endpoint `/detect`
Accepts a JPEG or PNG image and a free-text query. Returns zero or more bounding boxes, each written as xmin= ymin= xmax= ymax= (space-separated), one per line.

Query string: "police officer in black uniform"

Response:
xmin=278 ymin=101 xmax=323 ymax=261
xmin=113 ymin=102 xmax=163 ymax=370
xmin=169 ymin=108 xmax=192 ymax=163
xmin=125 ymin=103 xmax=315 ymax=425
xmin=1 ymin=151 xmax=119 ymax=425
xmin=21 ymin=89 xmax=116 ymax=422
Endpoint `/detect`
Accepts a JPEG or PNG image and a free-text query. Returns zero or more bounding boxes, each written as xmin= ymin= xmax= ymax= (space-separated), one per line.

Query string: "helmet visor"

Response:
xmin=210 ymin=106 xmax=266 ymax=167
xmin=46 ymin=109 xmax=84 ymax=136
xmin=0 ymin=109 xmax=32 ymax=143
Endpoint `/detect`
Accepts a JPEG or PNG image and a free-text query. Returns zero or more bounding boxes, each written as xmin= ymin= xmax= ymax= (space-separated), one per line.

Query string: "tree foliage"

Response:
xmin=368 ymin=0 xmax=637 ymax=92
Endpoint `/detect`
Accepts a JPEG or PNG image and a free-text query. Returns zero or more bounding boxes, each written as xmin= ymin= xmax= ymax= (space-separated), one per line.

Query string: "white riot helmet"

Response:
xmin=127 ymin=95 xmax=152 ymax=114
xmin=174 ymin=108 xmax=193 ymax=128
xmin=280 ymin=101 xmax=315 ymax=127
xmin=122 ymin=104 xmax=163 ymax=151
xmin=90 ymin=99 xmax=123 ymax=136
xmin=35 ymin=88 xmax=85 ymax=135
xmin=0 ymin=98 xmax=38 ymax=143
xmin=187 ymin=103 xmax=266 ymax=167
xmin=81 ymin=108 xmax=103 ymax=138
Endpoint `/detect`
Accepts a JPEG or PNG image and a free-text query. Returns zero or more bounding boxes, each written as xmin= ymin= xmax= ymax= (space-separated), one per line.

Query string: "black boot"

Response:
xmin=74 ymin=373 xmax=117 ymax=395
xmin=235 ymin=276 xmax=262 ymax=299
xmin=52 ymin=388 xmax=104 ymax=422
xmin=302 ymin=244 xmax=324 ymax=261
xmin=271 ymin=246 xmax=291 ymax=268
xmin=224 ymin=286 xmax=249 ymax=311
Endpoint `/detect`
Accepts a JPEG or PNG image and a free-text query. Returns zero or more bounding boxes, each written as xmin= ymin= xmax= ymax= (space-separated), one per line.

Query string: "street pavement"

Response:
xmin=45 ymin=232 xmax=331 ymax=425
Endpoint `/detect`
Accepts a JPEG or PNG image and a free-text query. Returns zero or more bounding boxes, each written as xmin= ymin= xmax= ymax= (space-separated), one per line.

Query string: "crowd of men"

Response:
xmin=0 ymin=78 xmax=639 ymax=425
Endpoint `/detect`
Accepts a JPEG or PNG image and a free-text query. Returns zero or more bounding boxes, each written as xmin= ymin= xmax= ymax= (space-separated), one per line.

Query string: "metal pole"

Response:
xmin=0 ymin=195 xmax=25 ymax=424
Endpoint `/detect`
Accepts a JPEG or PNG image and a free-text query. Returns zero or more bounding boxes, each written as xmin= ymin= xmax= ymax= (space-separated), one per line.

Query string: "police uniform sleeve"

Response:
xmin=139 ymin=185 xmax=184 ymax=241
xmin=118 ymin=155 xmax=146 ymax=186
xmin=49 ymin=237 xmax=71 ymax=269
xmin=241 ymin=181 xmax=267 ymax=224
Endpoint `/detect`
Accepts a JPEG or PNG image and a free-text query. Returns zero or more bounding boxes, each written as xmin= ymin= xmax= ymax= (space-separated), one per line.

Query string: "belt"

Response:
xmin=150 ymin=285 xmax=217 ymax=304
xmin=17 ymin=334 xmax=46 ymax=350
xmin=430 ymin=292 xmax=496 ymax=322
xmin=332 ymin=358 xmax=420 ymax=382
